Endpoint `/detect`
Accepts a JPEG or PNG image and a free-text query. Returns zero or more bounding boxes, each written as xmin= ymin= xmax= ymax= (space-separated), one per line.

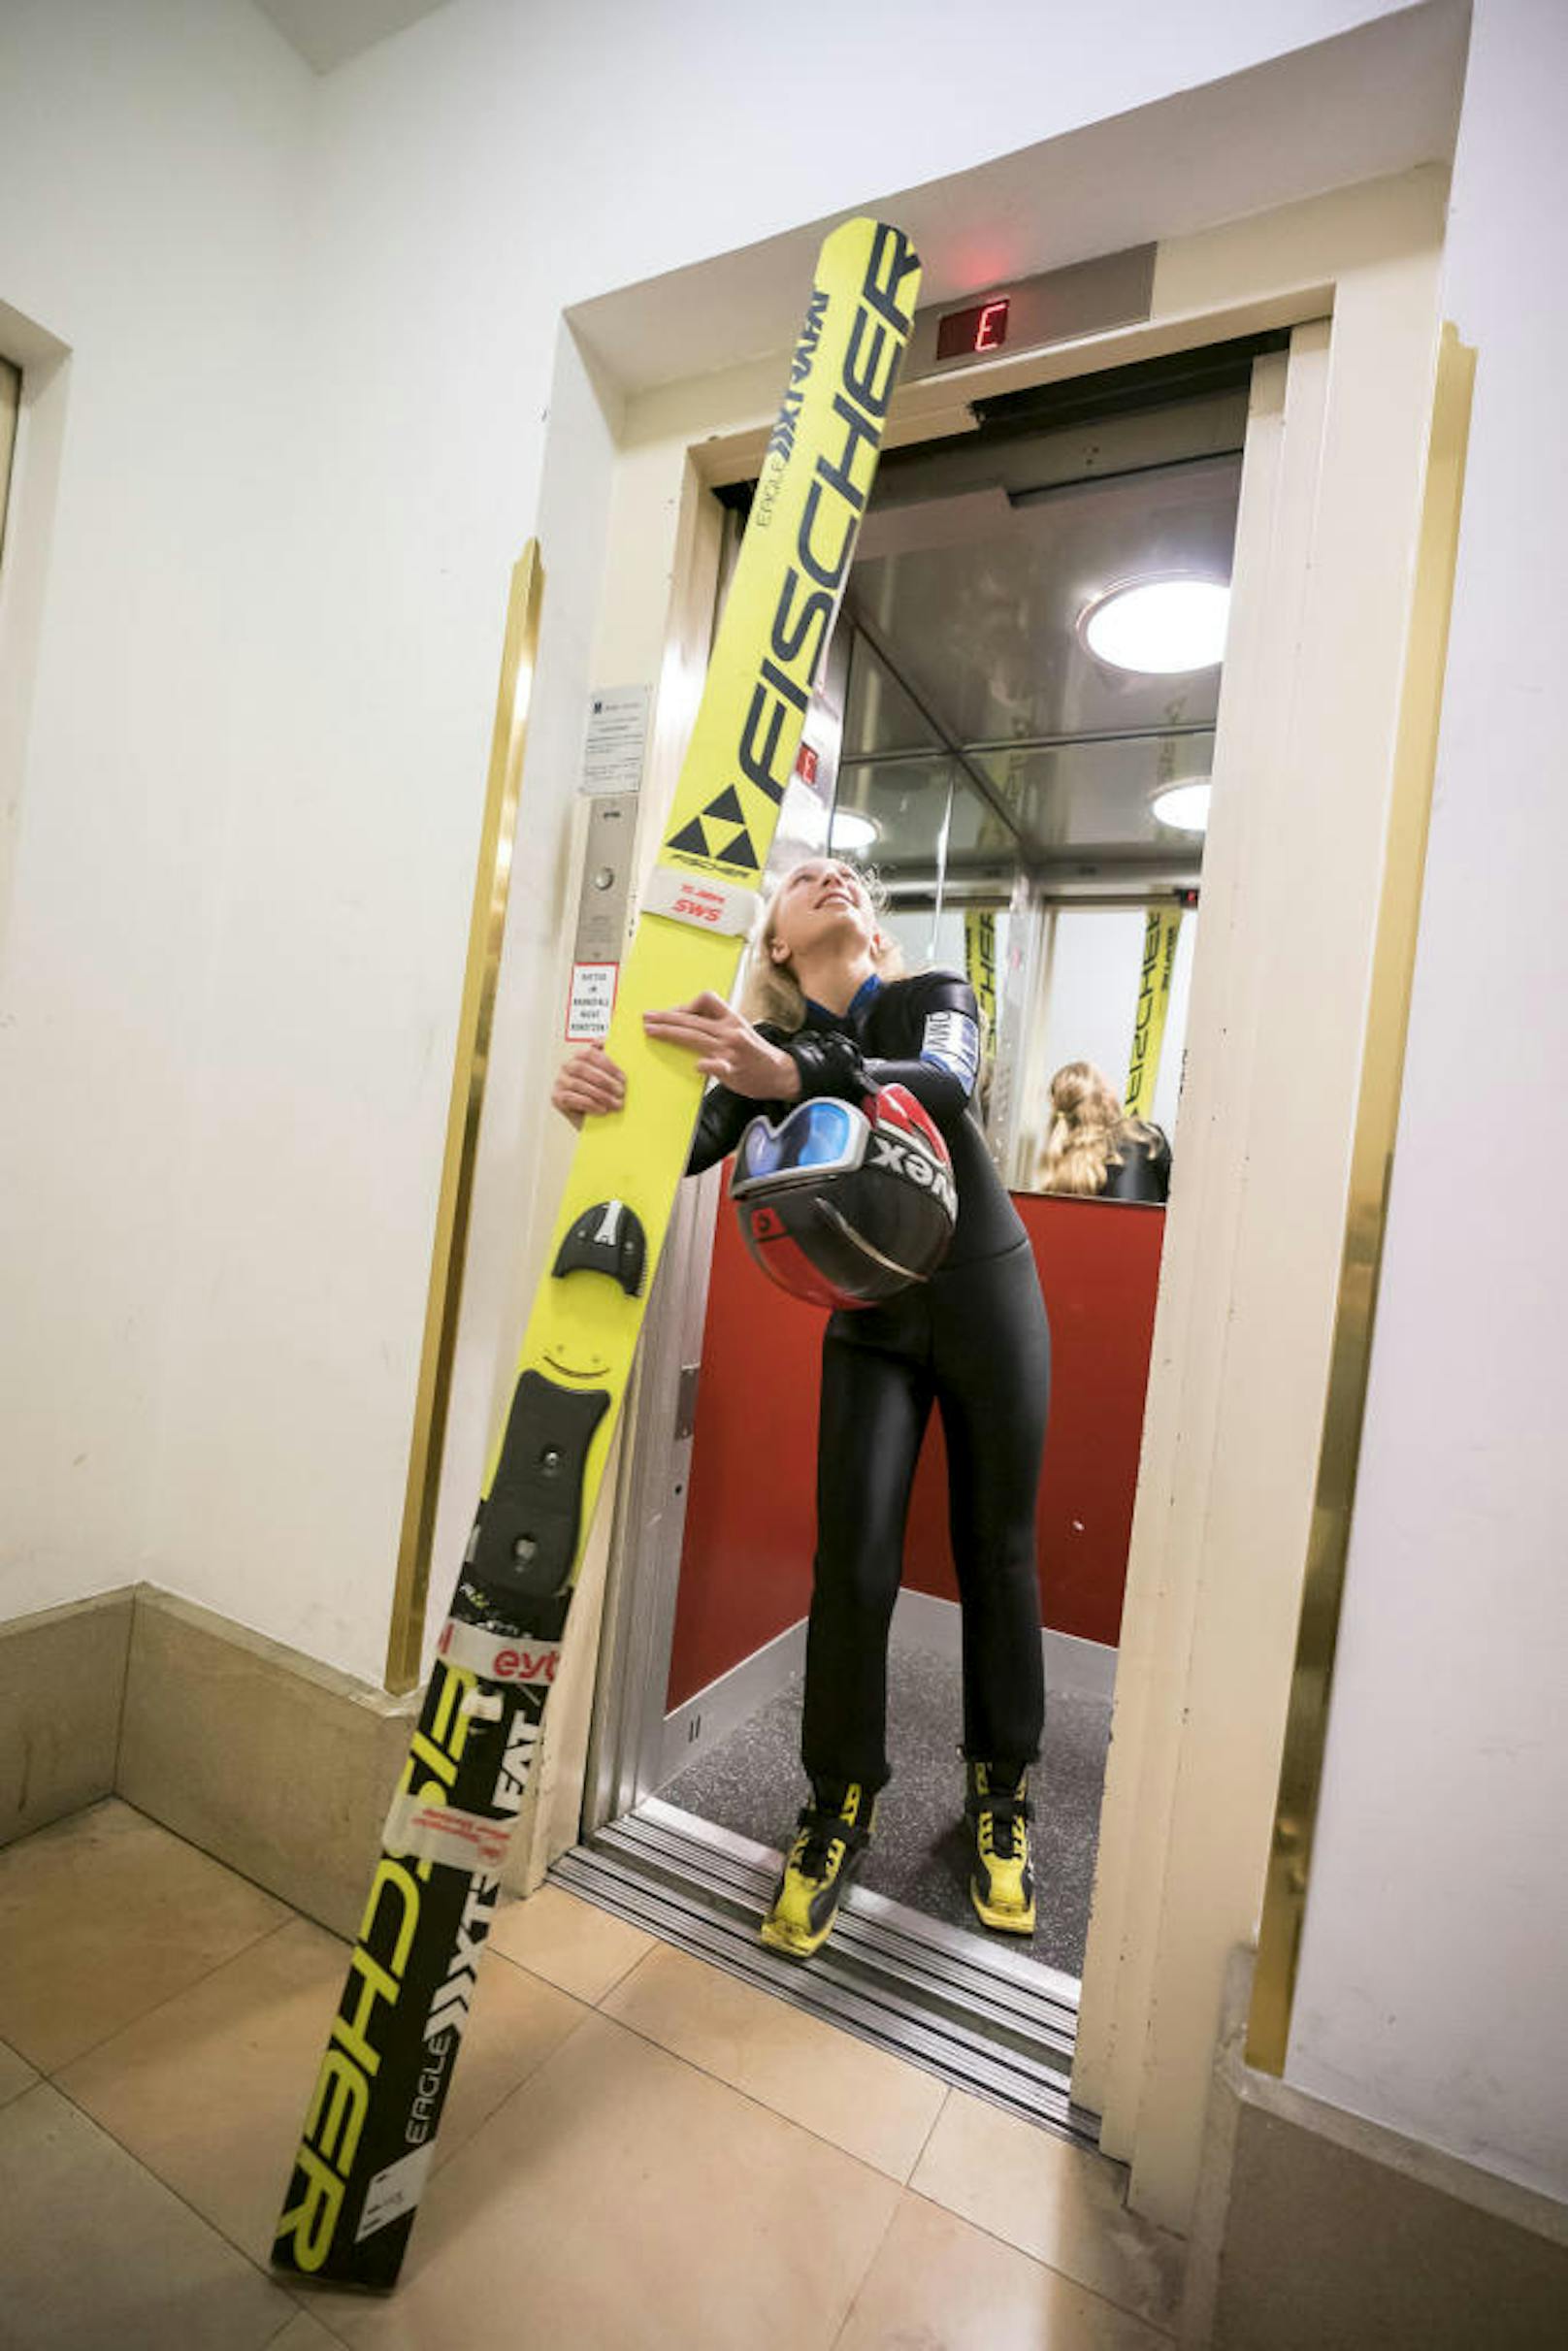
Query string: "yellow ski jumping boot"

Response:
xmin=965 ymin=1760 xmax=1036 ymax=1934
xmin=761 ymin=1781 xmax=877 ymax=1959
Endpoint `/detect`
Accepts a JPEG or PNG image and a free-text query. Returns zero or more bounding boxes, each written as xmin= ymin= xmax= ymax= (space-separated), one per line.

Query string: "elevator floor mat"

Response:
xmin=659 ymin=1643 xmax=1110 ymax=1977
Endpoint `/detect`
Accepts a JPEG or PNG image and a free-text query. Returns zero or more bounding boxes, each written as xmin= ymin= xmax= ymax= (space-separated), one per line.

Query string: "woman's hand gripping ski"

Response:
xmin=550 ymin=992 xmax=800 ymax=1128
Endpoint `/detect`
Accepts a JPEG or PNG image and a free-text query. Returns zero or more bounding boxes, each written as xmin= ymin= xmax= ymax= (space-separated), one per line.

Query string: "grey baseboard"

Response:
xmin=1182 ymin=1947 xmax=1568 ymax=2350
xmin=0 ymin=1584 xmax=418 ymax=1939
xmin=117 ymin=1588 xmax=419 ymax=1939
xmin=0 ymin=1587 xmax=135 ymax=1848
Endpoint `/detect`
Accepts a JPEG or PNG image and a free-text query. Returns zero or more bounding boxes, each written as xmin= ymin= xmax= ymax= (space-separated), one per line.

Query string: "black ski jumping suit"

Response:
xmin=688 ymin=969 xmax=1050 ymax=1791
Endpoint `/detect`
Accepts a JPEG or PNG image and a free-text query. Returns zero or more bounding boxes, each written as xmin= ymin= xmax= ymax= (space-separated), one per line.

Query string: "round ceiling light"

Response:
xmin=1150 ymin=780 xmax=1212 ymax=834
xmin=1081 ymin=577 xmax=1230 ymax=674
xmin=828 ymin=807 xmax=879 ymax=856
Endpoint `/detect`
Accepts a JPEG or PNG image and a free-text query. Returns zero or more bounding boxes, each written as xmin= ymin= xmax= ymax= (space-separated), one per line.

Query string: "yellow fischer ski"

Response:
xmin=272 ymin=216 xmax=921 ymax=2291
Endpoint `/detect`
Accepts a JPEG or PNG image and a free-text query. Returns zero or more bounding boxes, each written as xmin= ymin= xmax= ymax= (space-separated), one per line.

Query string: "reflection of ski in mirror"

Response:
xmin=270 ymin=216 xmax=921 ymax=2294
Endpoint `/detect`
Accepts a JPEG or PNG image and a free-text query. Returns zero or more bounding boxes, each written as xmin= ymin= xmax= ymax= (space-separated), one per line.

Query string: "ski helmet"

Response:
xmin=730 ymin=1084 xmax=957 ymax=1309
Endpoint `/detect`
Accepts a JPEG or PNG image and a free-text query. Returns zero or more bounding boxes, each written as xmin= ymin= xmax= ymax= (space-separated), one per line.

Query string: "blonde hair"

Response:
xmin=740 ymin=857 xmax=906 ymax=1031
xmin=1038 ymin=1061 xmax=1156 ymax=1196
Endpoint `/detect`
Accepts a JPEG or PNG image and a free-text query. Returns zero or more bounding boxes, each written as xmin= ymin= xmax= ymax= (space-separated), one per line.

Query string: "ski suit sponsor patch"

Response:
xmin=920 ymin=1009 xmax=980 ymax=1094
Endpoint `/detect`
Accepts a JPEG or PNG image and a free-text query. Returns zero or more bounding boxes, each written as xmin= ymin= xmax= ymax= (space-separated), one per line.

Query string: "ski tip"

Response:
xmin=821 ymin=213 xmax=923 ymax=274
xmin=814 ymin=218 xmax=923 ymax=341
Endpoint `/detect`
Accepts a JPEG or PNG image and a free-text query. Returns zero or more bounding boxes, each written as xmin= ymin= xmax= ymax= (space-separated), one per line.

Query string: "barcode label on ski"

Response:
xmin=920 ymin=1009 xmax=981 ymax=1092
xmin=436 ymin=1617 xmax=562 ymax=1687
xmin=356 ymin=2146 xmax=434 ymax=2243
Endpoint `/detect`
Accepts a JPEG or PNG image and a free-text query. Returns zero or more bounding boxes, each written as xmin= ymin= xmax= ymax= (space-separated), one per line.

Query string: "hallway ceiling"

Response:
xmin=569 ymin=6 xmax=1467 ymax=395
xmin=253 ymin=0 xmax=455 ymax=74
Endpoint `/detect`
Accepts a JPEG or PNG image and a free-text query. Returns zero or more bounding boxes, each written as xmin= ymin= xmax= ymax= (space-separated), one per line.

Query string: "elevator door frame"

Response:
xmin=581 ymin=329 xmax=1291 ymax=2065
xmin=585 ymin=399 xmax=1231 ymax=1823
xmin=534 ymin=168 xmax=1450 ymax=2235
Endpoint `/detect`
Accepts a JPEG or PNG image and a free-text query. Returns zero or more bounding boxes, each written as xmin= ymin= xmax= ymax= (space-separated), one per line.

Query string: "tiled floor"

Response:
xmin=0 ymin=1800 xmax=1183 ymax=2349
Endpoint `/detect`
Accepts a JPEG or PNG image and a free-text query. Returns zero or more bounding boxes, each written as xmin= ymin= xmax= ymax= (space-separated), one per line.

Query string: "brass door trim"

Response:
xmin=0 ymin=358 xmax=20 ymax=568
xmin=1247 ymin=327 xmax=1475 ymax=2071
xmin=384 ymin=542 xmax=544 ymax=1694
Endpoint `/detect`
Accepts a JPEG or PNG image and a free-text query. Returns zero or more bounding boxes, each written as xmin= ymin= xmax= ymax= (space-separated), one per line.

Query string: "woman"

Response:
xmin=553 ymin=857 xmax=1051 ymax=1957
xmin=1037 ymin=1061 xmax=1171 ymax=1204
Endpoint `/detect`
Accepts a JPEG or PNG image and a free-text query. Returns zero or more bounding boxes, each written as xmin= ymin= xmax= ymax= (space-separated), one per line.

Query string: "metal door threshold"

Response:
xmin=551 ymin=1798 xmax=1101 ymax=2146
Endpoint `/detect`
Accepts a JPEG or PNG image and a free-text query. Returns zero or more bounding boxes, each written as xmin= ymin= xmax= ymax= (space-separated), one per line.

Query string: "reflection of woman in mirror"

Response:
xmin=553 ymin=857 xmax=1050 ymax=1958
xmin=1038 ymin=1061 xmax=1172 ymax=1205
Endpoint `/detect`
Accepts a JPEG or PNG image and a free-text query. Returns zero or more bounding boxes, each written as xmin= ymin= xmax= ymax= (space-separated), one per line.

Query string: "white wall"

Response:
xmin=0 ymin=0 xmax=1426 ymax=1680
xmin=0 ymin=0 xmax=313 ymax=1620
xmin=1289 ymin=0 xmax=1568 ymax=2204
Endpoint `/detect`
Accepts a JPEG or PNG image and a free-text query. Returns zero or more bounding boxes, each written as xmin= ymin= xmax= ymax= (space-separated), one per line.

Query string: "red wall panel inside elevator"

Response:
xmin=666 ymin=1189 xmax=1164 ymax=1711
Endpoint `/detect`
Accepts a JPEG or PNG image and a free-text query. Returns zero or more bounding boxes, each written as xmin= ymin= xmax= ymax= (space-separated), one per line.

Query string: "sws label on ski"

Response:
xmin=467 ymin=1371 xmax=608 ymax=1602
xmin=639 ymin=865 xmax=760 ymax=938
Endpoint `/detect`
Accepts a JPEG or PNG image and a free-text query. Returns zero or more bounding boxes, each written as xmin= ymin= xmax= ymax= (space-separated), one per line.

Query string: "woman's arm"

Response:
xmin=551 ymin=1043 xmax=624 ymax=1125
xmin=686 ymin=1082 xmax=759 ymax=1175
xmin=550 ymin=998 xmax=801 ymax=1176
xmin=786 ymin=971 xmax=981 ymax=1137
xmin=641 ymin=995 xmax=802 ymax=1175
xmin=641 ymin=993 xmax=801 ymax=1100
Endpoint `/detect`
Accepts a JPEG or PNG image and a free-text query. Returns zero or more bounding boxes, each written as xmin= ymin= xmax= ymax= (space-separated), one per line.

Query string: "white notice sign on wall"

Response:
xmin=581 ymin=685 xmax=650 ymax=796
xmin=565 ymin=962 xmax=619 ymax=1043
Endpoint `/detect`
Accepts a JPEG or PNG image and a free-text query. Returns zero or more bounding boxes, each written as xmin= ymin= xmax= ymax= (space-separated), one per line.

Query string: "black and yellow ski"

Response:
xmin=272 ymin=216 xmax=921 ymax=2291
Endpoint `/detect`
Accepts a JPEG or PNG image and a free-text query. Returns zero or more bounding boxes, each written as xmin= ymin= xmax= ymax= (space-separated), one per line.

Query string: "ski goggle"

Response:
xmin=730 ymin=1097 xmax=868 ymax=1197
